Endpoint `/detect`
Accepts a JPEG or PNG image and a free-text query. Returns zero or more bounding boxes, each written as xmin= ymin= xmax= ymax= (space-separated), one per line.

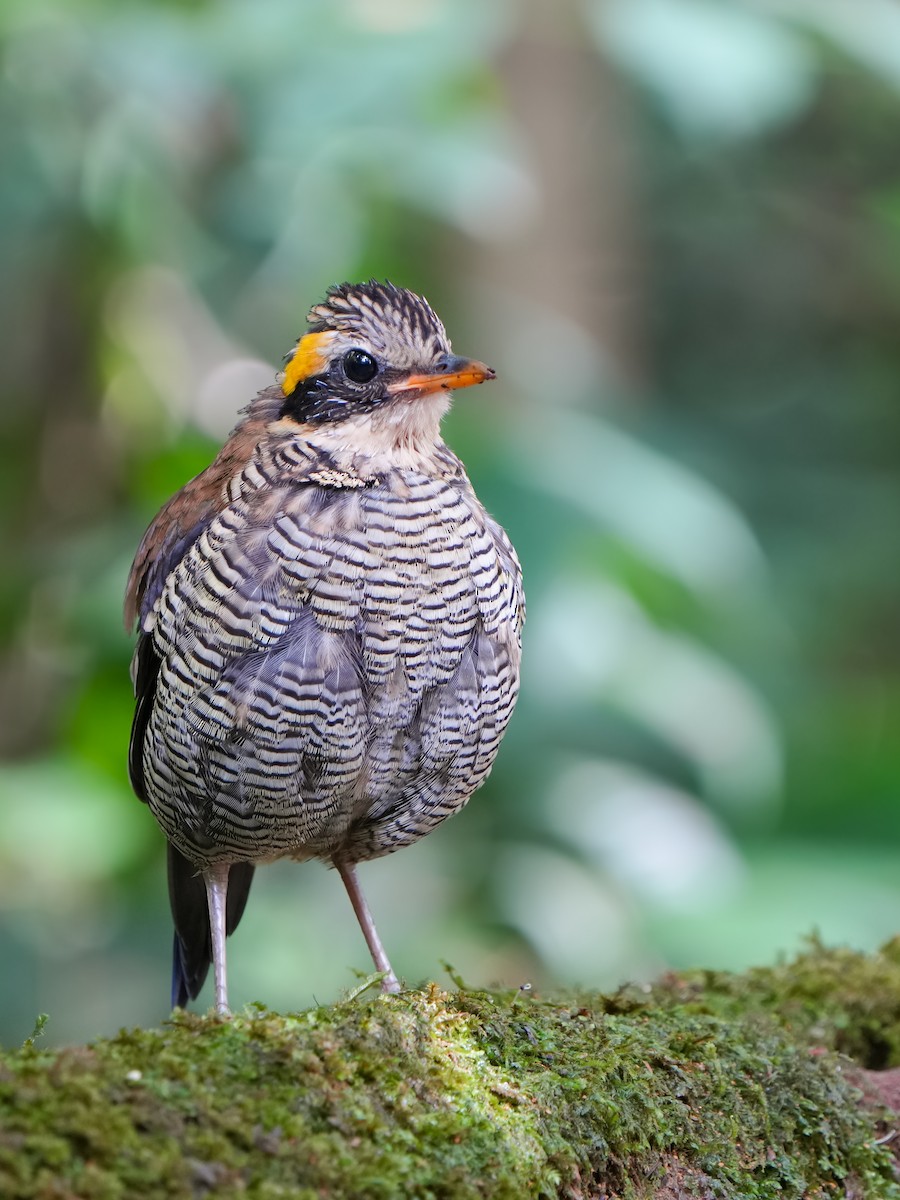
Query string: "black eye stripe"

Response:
xmin=342 ymin=349 xmax=378 ymax=384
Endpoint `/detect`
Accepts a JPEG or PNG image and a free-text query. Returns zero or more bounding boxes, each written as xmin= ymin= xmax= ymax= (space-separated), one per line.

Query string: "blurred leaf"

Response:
xmin=590 ymin=0 xmax=818 ymax=139
xmin=0 ymin=758 xmax=150 ymax=892
xmin=508 ymin=407 xmax=768 ymax=598
xmin=543 ymin=758 xmax=746 ymax=909
xmin=771 ymin=0 xmax=900 ymax=92
xmin=529 ymin=577 xmax=782 ymax=808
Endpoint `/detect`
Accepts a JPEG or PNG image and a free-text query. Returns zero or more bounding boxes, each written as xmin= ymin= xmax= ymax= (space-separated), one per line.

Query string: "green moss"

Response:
xmin=633 ymin=936 xmax=900 ymax=1068
xmin=2 ymin=946 xmax=900 ymax=1199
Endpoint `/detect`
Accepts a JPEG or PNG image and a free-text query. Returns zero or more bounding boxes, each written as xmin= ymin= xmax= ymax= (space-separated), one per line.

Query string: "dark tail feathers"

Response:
xmin=167 ymin=844 xmax=255 ymax=1008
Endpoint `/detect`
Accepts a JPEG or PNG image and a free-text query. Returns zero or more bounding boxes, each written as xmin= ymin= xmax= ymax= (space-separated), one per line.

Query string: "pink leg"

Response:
xmin=336 ymin=861 xmax=401 ymax=993
xmin=204 ymin=863 xmax=231 ymax=1015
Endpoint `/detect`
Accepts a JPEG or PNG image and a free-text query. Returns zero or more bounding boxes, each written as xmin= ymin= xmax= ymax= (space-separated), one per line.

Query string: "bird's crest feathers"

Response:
xmin=307 ymin=280 xmax=448 ymax=358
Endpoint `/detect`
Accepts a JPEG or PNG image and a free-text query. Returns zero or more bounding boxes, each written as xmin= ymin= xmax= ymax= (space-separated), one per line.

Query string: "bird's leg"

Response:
xmin=336 ymin=861 xmax=401 ymax=994
xmin=204 ymin=863 xmax=231 ymax=1015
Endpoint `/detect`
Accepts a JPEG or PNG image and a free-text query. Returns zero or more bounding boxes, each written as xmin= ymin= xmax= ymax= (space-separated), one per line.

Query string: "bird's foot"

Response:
xmin=380 ymin=969 xmax=401 ymax=994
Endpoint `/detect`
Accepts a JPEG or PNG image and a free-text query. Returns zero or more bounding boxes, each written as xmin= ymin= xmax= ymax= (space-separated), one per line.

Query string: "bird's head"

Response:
xmin=278 ymin=281 xmax=495 ymax=430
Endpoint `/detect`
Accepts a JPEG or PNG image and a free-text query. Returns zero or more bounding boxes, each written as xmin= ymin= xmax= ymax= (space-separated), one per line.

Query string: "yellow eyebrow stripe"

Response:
xmin=281 ymin=331 xmax=334 ymax=396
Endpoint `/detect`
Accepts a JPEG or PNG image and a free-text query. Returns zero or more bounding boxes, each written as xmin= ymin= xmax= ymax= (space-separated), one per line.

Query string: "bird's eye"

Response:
xmin=342 ymin=349 xmax=378 ymax=384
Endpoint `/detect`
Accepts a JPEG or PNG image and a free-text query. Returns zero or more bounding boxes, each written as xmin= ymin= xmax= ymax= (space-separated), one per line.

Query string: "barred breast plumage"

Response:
xmin=127 ymin=280 xmax=524 ymax=1013
xmin=145 ymin=432 xmax=521 ymax=863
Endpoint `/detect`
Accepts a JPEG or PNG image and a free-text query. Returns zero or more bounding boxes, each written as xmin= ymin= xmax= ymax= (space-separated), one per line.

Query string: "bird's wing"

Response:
xmin=125 ymin=423 xmax=262 ymax=801
xmin=126 ymin=390 xmax=286 ymax=789
xmin=125 ymin=395 xmax=282 ymax=1007
xmin=484 ymin=513 xmax=526 ymax=637
xmin=128 ymin=631 xmax=161 ymax=804
xmin=179 ymin=480 xmax=374 ymax=827
xmin=124 ymin=396 xmax=280 ymax=631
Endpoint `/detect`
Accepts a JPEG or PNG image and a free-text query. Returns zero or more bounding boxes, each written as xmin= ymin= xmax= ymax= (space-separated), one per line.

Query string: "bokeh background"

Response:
xmin=3 ymin=0 xmax=900 ymax=1045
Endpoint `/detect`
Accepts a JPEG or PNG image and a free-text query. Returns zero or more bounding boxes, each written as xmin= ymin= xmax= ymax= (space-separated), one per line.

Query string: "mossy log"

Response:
xmin=4 ymin=944 xmax=900 ymax=1198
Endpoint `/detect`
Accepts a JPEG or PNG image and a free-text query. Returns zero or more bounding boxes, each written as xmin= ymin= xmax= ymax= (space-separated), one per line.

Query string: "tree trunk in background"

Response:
xmin=470 ymin=0 xmax=645 ymax=390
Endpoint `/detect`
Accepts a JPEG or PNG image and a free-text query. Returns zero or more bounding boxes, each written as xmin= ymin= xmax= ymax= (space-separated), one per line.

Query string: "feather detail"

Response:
xmin=124 ymin=386 xmax=283 ymax=630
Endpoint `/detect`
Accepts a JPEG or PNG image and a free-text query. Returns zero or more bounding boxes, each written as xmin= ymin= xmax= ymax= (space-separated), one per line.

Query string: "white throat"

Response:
xmin=303 ymin=392 xmax=451 ymax=474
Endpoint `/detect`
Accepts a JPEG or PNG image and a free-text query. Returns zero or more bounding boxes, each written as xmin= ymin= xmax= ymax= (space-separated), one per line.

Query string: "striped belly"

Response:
xmin=142 ymin=469 xmax=522 ymax=865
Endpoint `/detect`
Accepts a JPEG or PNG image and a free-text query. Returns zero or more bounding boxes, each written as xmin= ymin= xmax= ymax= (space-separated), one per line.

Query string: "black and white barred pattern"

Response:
xmin=140 ymin=428 xmax=524 ymax=867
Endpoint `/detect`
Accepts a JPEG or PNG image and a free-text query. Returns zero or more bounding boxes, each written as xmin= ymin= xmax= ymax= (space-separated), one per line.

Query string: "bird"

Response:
xmin=125 ymin=280 xmax=524 ymax=1014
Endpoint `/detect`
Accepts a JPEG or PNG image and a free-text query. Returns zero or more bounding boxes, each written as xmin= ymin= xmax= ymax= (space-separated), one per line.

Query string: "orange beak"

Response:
xmin=387 ymin=354 xmax=496 ymax=397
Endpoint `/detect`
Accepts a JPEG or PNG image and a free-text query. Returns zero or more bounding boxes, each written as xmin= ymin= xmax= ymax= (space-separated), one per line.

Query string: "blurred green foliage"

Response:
xmin=1 ymin=0 xmax=900 ymax=1044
